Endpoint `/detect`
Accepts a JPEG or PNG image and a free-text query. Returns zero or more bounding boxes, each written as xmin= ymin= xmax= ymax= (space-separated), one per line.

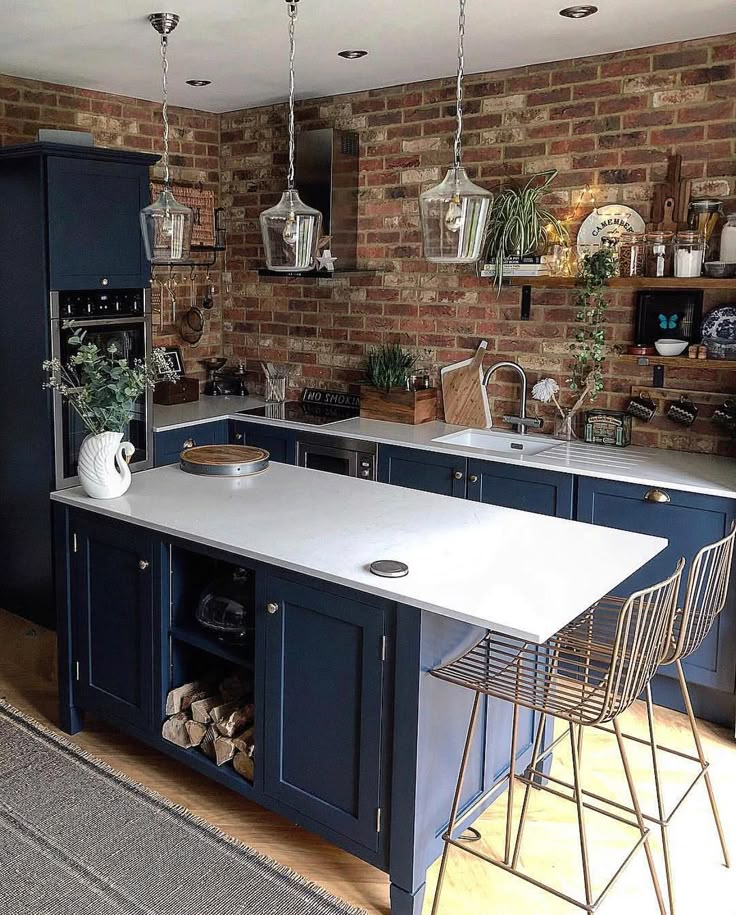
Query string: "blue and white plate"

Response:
xmin=701 ymin=305 xmax=736 ymax=342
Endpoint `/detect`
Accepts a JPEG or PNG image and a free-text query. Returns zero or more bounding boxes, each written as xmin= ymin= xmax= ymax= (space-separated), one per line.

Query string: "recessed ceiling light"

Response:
xmin=338 ymin=50 xmax=368 ymax=60
xmin=559 ymin=5 xmax=598 ymax=17
xmin=186 ymin=79 xmax=211 ymax=87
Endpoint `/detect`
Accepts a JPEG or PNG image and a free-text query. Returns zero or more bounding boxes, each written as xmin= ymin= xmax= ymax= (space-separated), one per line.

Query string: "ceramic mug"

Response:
xmin=666 ymin=395 xmax=698 ymax=426
xmin=627 ymin=392 xmax=657 ymax=423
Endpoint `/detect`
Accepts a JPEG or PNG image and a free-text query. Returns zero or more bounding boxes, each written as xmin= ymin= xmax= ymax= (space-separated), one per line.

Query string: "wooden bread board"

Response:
xmin=180 ymin=445 xmax=270 ymax=477
xmin=441 ymin=341 xmax=491 ymax=429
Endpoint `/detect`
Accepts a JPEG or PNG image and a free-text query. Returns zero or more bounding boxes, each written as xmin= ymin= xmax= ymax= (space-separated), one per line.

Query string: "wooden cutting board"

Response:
xmin=441 ymin=341 xmax=491 ymax=429
xmin=180 ymin=445 xmax=270 ymax=477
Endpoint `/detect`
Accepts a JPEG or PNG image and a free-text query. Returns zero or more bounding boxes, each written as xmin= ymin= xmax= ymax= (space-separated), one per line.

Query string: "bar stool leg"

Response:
xmin=569 ymin=721 xmax=593 ymax=907
xmin=675 ymin=658 xmax=730 ymax=868
xmin=511 ymin=711 xmax=546 ymax=868
xmin=645 ymin=684 xmax=676 ymax=915
xmin=613 ymin=718 xmax=668 ymax=915
xmin=431 ymin=691 xmax=481 ymax=915
xmin=504 ymin=701 xmax=520 ymax=865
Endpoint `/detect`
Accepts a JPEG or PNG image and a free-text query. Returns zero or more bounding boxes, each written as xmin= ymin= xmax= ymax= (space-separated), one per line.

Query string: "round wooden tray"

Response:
xmin=179 ymin=445 xmax=270 ymax=477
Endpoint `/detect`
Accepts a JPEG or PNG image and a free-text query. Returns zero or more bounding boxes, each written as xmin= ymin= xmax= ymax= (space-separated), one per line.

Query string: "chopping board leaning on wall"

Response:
xmin=441 ymin=341 xmax=492 ymax=429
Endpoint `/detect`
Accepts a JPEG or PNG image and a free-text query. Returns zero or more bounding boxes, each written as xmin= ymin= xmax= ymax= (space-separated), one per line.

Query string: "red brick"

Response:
xmin=650 ymin=125 xmax=706 ymax=144
xmin=573 ymin=79 xmax=622 ymax=99
xmin=653 ymin=49 xmax=709 ymax=69
xmin=678 ymin=100 xmax=734 ymax=123
xmin=527 ymin=87 xmax=572 ymax=106
xmin=682 ymin=65 xmax=736 ymax=85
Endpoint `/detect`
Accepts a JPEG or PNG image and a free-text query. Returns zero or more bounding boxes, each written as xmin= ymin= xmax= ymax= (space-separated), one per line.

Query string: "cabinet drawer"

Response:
xmin=154 ymin=421 xmax=226 ymax=467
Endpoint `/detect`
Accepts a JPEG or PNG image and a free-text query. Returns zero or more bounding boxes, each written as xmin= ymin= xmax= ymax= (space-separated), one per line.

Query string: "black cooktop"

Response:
xmin=238 ymin=402 xmax=359 ymax=426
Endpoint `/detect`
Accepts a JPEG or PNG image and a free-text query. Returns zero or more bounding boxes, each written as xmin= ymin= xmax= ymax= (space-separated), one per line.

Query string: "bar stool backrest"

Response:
xmin=603 ymin=558 xmax=685 ymax=722
xmin=664 ymin=522 xmax=736 ymax=665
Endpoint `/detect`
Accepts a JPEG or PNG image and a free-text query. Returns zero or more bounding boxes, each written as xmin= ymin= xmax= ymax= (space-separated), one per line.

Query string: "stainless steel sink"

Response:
xmin=432 ymin=428 xmax=560 ymax=456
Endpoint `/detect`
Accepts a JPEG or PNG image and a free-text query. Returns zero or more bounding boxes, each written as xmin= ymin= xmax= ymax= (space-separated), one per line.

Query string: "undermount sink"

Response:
xmin=432 ymin=428 xmax=560 ymax=456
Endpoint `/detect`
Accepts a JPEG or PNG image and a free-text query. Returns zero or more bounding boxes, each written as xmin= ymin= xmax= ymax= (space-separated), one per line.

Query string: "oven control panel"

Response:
xmin=56 ymin=289 xmax=146 ymax=319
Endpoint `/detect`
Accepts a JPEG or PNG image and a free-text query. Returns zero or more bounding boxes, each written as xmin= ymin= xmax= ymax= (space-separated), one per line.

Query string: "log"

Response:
xmin=214 ymin=737 xmax=236 ymax=767
xmin=200 ymin=725 xmax=219 ymax=761
xmin=190 ymin=696 xmax=219 ymax=724
xmin=185 ymin=720 xmax=208 ymax=748
xmin=232 ymin=726 xmax=255 ymax=756
xmin=213 ymin=703 xmax=255 ymax=738
xmin=181 ymin=687 xmax=211 ymax=713
xmin=161 ymin=712 xmax=191 ymax=748
xmin=165 ymin=679 xmax=211 ymax=716
xmin=218 ymin=670 xmax=252 ymax=703
xmin=233 ymin=751 xmax=255 ymax=783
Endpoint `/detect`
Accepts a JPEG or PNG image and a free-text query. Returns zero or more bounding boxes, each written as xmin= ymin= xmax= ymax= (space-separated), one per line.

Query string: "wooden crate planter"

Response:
xmin=360 ymin=386 xmax=437 ymax=425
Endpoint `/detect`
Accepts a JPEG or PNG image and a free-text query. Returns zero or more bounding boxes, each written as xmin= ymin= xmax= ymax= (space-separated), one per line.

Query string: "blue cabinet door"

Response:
xmin=263 ymin=574 xmax=387 ymax=851
xmin=466 ymin=459 xmax=574 ymax=518
xmin=378 ymin=444 xmax=467 ymax=497
xmin=47 ymin=156 xmax=150 ymax=289
xmin=229 ymin=419 xmax=296 ymax=464
xmin=577 ymin=478 xmax=736 ymax=691
xmin=155 ymin=420 xmax=227 ymax=466
xmin=72 ymin=514 xmax=156 ymax=730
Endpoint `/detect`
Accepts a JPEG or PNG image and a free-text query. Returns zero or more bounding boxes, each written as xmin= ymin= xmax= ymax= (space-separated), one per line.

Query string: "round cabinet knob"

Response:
xmin=138 ymin=560 xmax=150 ymax=571
xmin=453 ymin=470 xmax=464 ymax=481
xmin=645 ymin=488 xmax=671 ymax=504
xmin=234 ymin=433 xmax=244 ymax=442
xmin=101 ymin=277 xmax=109 ymax=286
xmin=468 ymin=474 xmax=479 ymax=484
xmin=266 ymin=602 xmax=279 ymax=615
xmin=182 ymin=438 xmax=195 ymax=450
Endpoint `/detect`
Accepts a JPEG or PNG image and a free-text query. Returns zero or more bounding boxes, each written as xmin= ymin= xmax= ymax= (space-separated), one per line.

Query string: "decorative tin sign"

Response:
xmin=577 ymin=205 xmax=646 ymax=256
xmin=584 ymin=410 xmax=632 ymax=447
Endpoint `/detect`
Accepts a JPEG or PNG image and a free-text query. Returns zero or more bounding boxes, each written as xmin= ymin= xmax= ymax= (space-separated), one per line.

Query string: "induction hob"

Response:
xmin=237 ymin=388 xmax=360 ymax=426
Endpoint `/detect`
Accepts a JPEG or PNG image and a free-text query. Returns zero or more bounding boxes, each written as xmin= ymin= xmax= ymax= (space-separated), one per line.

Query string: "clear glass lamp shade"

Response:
xmin=420 ymin=167 xmax=493 ymax=264
xmin=260 ymin=189 xmax=322 ymax=272
xmin=140 ymin=188 xmax=194 ymax=264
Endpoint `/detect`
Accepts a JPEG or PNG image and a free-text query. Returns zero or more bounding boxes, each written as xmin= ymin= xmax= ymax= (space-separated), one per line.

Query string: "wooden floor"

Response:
xmin=1 ymin=608 xmax=734 ymax=915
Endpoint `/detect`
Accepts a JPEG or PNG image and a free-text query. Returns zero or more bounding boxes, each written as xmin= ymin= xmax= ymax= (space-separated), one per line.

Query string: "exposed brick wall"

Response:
xmin=0 ymin=74 xmax=223 ymax=380
xmin=220 ymin=33 xmax=736 ymax=455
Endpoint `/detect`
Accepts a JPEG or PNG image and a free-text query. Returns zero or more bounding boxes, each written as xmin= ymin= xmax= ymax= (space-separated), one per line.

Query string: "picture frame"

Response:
xmin=635 ymin=290 xmax=704 ymax=345
xmin=156 ymin=346 xmax=185 ymax=380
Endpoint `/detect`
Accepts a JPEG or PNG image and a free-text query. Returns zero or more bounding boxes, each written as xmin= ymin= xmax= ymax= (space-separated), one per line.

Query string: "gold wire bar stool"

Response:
xmin=548 ymin=522 xmax=736 ymax=915
xmin=430 ymin=559 xmax=685 ymax=915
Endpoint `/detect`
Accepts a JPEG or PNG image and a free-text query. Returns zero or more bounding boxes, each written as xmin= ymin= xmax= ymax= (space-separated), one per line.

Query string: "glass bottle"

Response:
xmin=720 ymin=214 xmax=736 ymax=264
xmin=618 ymin=232 xmax=645 ymax=277
xmin=645 ymin=231 xmax=674 ymax=278
xmin=673 ymin=231 xmax=705 ymax=278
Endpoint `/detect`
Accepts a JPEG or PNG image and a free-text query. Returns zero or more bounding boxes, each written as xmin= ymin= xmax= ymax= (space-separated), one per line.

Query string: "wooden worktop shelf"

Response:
xmin=615 ymin=354 xmax=736 ymax=371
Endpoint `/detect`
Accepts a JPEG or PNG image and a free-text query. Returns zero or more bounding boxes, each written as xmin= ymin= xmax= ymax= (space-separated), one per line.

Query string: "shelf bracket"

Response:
xmin=652 ymin=364 xmax=665 ymax=388
xmin=520 ymin=285 xmax=532 ymax=321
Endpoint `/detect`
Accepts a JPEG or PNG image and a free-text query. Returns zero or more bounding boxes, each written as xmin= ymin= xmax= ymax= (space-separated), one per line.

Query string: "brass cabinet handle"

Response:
xmin=138 ymin=560 xmax=150 ymax=571
xmin=453 ymin=470 xmax=464 ymax=481
xmin=182 ymin=438 xmax=195 ymax=450
xmin=645 ymin=488 xmax=671 ymax=504
xmin=266 ymin=601 xmax=279 ymax=615
xmin=468 ymin=474 xmax=479 ymax=484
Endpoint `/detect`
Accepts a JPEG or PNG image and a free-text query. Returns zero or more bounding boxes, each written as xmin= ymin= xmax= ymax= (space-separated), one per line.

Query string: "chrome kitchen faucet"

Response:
xmin=482 ymin=361 xmax=543 ymax=435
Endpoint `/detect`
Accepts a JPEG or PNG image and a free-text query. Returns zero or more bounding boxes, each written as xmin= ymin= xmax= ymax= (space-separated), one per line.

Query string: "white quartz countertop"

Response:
xmin=154 ymin=398 xmax=736 ymax=499
xmin=52 ymin=463 xmax=666 ymax=643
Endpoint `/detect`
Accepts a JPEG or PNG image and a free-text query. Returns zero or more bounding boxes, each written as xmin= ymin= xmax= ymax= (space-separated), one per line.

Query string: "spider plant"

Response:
xmin=483 ymin=170 xmax=568 ymax=288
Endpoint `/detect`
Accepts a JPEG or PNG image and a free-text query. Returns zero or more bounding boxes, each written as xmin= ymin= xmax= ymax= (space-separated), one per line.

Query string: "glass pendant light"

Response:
xmin=140 ymin=12 xmax=194 ymax=264
xmin=420 ymin=0 xmax=492 ymax=264
xmin=260 ymin=1 xmax=322 ymax=273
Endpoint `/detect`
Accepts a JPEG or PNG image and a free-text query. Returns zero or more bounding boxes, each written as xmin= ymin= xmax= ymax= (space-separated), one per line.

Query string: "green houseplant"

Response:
xmin=43 ymin=323 xmax=177 ymax=498
xmin=365 ymin=343 xmax=417 ymax=393
xmin=361 ymin=343 xmax=436 ymax=425
xmin=569 ymin=247 xmax=618 ymax=399
xmin=483 ymin=170 xmax=568 ymax=287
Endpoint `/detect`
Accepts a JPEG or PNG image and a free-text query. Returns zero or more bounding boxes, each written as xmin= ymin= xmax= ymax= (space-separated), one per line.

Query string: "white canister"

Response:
xmin=719 ymin=214 xmax=736 ymax=264
xmin=674 ymin=232 xmax=704 ymax=278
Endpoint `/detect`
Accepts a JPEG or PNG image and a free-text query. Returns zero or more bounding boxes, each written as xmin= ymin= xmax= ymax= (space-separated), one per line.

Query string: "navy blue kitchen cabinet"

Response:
xmin=577 ymin=478 xmax=736 ymax=694
xmin=71 ymin=513 xmax=156 ymax=731
xmin=466 ymin=458 xmax=574 ymax=518
xmin=263 ymin=573 xmax=387 ymax=850
xmin=377 ymin=445 xmax=467 ymax=497
xmin=229 ymin=419 xmax=296 ymax=464
xmin=155 ymin=420 xmax=227 ymax=466
xmin=47 ymin=154 xmax=152 ymax=289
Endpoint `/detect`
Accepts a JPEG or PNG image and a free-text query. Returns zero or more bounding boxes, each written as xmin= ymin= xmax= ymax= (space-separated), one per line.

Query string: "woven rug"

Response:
xmin=0 ymin=700 xmax=366 ymax=915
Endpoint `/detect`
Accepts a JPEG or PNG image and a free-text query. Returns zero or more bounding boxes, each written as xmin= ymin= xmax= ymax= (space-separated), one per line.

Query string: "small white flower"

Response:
xmin=532 ymin=378 xmax=560 ymax=404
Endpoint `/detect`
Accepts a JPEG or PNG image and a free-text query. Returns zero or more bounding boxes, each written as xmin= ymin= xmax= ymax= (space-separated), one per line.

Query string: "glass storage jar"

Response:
xmin=673 ymin=231 xmax=705 ymax=278
xmin=618 ymin=232 xmax=645 ymax=277
xmin=645 ymin=231 xmax=674 ymax=278
xmin=719 ymin=214 xmax=736 ymax=264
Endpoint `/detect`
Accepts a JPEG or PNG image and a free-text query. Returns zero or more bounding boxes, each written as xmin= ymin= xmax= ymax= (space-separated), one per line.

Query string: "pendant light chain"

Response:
xmin=160 ymin=34 xmax=170 ymax=187
xmin=287 ymin=2 xmax=298 ymax=190
xmin=453 ymin=0 xmax=466 ymax=170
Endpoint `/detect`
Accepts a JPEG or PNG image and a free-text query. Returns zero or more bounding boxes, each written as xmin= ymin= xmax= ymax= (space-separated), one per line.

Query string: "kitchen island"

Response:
xmin=52 ymin=463 xmax=665 ymax=915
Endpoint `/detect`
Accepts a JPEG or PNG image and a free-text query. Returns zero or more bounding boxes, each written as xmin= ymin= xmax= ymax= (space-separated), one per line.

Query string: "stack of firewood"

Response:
xmin=161 ymin=669 xmax=255 ymax=783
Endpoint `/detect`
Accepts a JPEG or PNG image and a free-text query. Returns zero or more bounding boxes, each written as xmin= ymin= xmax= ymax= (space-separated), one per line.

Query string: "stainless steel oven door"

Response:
xmin=50 ymin=312 xmax=153 ymax=489
xmin=296 ymin=434 xmax=376 ymax=480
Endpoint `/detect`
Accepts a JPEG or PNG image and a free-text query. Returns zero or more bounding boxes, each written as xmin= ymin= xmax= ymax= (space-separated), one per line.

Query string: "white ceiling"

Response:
xmin=1 ymin=1 xmax=735 ymax=113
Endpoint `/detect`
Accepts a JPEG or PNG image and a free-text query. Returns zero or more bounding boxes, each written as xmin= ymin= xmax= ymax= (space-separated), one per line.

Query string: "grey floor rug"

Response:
xmin=0 ymin=700 xmax=366 ymax=915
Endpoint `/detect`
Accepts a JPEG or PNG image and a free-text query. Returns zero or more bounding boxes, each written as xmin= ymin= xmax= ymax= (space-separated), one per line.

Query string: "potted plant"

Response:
xmin=483 ymin=170 xmax=568 ymax=288
xmin=43 ymin=323 xmax=177 ymax=498
xmin=360 ymin=343 xmax=437 ymax=425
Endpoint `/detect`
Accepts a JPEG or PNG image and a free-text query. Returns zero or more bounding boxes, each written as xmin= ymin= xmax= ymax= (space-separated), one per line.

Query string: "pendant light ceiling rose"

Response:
xmin=148 ymin=12 xmax=180 ymax=36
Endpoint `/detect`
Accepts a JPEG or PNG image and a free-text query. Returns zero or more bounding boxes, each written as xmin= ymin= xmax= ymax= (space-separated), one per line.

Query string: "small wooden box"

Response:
xmin=154 ymin=377 xmax=200 ymax=406
xmin=360 ymin=386 xmax=437 ymax=425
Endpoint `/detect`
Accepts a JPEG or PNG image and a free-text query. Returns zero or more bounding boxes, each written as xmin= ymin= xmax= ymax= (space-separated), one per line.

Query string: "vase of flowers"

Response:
xmin=532 ymin=376 xmax=596 ymax=442
xmin=43 ymin=323 xmax=177 ymax=499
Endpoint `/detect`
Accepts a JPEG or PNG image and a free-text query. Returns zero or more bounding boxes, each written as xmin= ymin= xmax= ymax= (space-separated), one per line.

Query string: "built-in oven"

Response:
xmin=296 ymin=431 xmax=377 ymax=480
xmin=50 ymin=289 xmax=153 ymax=489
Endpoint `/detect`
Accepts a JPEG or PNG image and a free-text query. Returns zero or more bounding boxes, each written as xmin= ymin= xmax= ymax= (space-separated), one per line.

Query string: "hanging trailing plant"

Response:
xmin=483 ymin=170 xmax=569 ymax=288
xmin=568 ymin=248 xmax=618 ymax=401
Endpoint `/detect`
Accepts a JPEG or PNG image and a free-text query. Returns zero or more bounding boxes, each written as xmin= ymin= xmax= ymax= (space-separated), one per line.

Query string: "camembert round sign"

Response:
xmin=576 ymin=204 xmax=646 ymax=255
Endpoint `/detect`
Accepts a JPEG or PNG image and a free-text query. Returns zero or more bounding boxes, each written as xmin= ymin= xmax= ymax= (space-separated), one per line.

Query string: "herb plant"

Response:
xmin=365 ymin=343 xmax=417 ymax=392
xmin=568 ymin=248 xmax=618 ymax=401
xmin=43 ymin=322 xmax=178 ymax=435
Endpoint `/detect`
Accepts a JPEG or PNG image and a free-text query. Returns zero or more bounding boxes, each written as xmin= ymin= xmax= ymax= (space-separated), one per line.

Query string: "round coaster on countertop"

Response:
xmin=370 ymin=560 xmax=409 ymax=579
xmin=180 ymin=445 xmax=270 ymax=477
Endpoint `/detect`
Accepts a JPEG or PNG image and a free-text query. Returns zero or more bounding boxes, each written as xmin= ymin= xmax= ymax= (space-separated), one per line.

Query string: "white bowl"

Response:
xmin=654 ymin=338 xmax=689 ymax=357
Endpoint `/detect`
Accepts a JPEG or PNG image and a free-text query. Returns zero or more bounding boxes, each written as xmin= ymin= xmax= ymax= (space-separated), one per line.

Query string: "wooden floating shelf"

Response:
xmin=170 ymin=624 xmax=254 ymax=668
xmin=615 ymin=354 xmax=736 ymax=371
xmin=506 ymin=276 xmax=736 ymax=290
